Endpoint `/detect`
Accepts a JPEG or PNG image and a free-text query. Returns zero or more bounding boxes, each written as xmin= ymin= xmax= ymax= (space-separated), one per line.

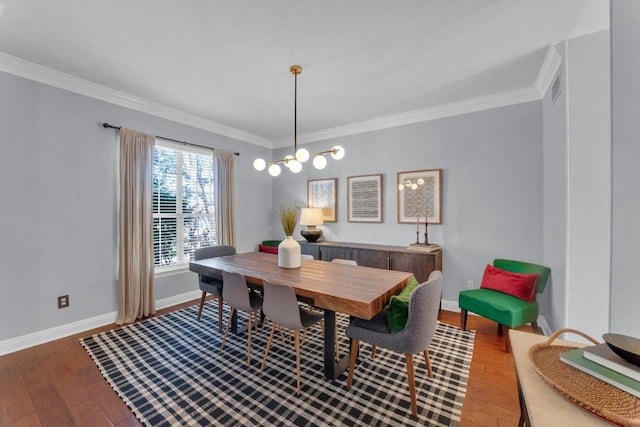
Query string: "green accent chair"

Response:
xmin=458 ymin=259 xmax=550 ymax=352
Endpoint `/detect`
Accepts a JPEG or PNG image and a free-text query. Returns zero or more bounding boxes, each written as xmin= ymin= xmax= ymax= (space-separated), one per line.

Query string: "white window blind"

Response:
xmin=153 ymin=140 xmax=217 ymax=271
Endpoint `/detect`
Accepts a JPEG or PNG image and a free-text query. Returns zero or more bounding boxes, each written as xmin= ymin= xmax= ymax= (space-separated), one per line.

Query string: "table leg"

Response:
xmin=231 ymin=309 xmax=239 ymax=334
xmin=231 ymin=289 xmax=264 ymax=335
xmin=324 ymin=309 xmax=350 ymax=380
xmin=516 ymin=373 xmax=529 ymax=426
xmin=349 ymin=315 xmax=360 ymax=365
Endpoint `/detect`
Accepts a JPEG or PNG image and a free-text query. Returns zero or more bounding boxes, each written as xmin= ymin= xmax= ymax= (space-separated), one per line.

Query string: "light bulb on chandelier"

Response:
xmin=289 ymin=159 xmax=302 ymax=173
xmin=253 ymin=158 xmax=266 ymax=171
xmin=295 ymin=148 xmax=310 ymax=163
xmin=283 ymin=155 xmax=295 ymax=168
xmin=253 ymin=65 xmax=345 ymax=175
xmin=331 ymin=146 xmax=345 ymax=160
xmin=313 ymin=155 xmax=327 ymax=169
xmin=268 ymin=164 xmax=281 ymax=177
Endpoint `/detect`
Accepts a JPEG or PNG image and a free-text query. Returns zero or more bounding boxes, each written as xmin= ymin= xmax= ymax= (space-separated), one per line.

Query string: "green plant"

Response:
xmin=277 ymin=205 xmax=299 ymax=236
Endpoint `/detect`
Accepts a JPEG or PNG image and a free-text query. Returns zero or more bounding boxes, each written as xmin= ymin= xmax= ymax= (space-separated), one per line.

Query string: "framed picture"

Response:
xmin=308 ymin=178 xmax=337 ymax=222
xmin=347 ymin=174 xmax=383 ymax=223
xmin=397 ymin=169 xmax=442 ymax=224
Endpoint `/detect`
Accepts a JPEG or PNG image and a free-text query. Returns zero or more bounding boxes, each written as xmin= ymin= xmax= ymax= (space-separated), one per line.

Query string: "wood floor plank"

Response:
xmin=0 ymin=357 xmax=37 ymax=425
xmin=29 ymin=385 xmax=75 ymax=427
xmin=459 ymin=397 xmax=499 ymax=427
xmin=68 ymin=401 xmax=113 ymax=427
xmin=113 ymin=415 xmax=143 ymax=427
xmin=16 ymin=357 xmax=51 ymax=395
xmin=6 ymin=349 xmax=38 ymax=372
xmin=466 ymin=381 xmax=519 ymax=409
xmin=5 ymin=413 xmax=42 ymax=427
xmin=53 ymin=373 xmax=91 ymax=409
xmin=75 ymin=365 xmax=103 ymax=387
xmin=85 ymin=378 xmax=133 ymax=426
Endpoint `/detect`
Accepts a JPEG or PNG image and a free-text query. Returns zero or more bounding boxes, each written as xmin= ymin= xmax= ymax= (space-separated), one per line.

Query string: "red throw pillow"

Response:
xmin=258 ymin=244 xmax=279 ymax=254
xmin=479 ymin=264 xmax=539 ymax=302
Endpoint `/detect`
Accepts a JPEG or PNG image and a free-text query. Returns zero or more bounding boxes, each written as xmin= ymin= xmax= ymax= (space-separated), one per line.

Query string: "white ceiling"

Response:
xmin=0 ymin=0 xmax=609 ymax=148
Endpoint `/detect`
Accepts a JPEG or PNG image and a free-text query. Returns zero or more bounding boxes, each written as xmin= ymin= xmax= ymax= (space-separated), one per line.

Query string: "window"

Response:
xmin=153 ymin=140 xmax=217 ymax=271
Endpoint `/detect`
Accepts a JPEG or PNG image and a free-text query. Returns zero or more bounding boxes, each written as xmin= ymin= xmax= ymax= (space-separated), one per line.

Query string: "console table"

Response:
xmin=299 ymin=241 xmax=442 ymax=283
xmin=510 ymin=330 xmax=609 ymax=426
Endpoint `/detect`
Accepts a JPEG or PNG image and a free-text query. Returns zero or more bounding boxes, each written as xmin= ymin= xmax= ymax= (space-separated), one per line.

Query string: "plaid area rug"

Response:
xmin=81 ymin=301 xmax=475 ymax=426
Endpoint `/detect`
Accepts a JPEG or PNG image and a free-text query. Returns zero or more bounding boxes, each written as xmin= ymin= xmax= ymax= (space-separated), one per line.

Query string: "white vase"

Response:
xmin=278 ymin=236 xmax=302 ymax=268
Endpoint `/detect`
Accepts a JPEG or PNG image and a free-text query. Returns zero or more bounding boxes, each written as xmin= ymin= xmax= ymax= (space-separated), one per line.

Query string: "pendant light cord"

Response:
xmin=294 ymin=69 xmax=298 ymax=154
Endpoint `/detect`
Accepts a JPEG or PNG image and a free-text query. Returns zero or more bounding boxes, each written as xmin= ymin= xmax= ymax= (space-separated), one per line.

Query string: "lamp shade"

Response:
xmin=300 ymin=208 xmax=324 ymax=226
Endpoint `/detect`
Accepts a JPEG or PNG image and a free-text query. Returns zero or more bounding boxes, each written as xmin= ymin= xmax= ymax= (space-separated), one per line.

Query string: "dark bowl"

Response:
xmin=603 ymin=333 xmax=640 ymax=367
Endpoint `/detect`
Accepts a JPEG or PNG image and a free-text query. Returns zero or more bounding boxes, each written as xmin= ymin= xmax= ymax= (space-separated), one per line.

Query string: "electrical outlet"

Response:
xmin=467 ymin=280 xmax=474 ymax=290
xmin=58 ymin=295 xmax=69 ymax=309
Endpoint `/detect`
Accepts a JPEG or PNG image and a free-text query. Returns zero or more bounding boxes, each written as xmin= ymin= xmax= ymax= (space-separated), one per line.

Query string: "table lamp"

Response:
xmin=300 ymin=208 xmax=324 ymax=242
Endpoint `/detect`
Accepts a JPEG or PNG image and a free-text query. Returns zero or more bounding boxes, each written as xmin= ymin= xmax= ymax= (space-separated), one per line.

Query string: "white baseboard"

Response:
xmin=441 ymin=298 xmax=460 ymax=313
xmin=0 ymin=293 xmax=550 ymax=356
xmin=0 ymin=290 xmax=201 ymax=356
xmin=537 ymin=316 xmax=551 ymax=336
xmin=156 ymin=290 xmax=201 ymax=311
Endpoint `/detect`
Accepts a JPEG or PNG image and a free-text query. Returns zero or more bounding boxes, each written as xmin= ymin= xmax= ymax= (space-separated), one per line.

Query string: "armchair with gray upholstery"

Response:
xmin=346 ymin=270 xmax=443 ymax=417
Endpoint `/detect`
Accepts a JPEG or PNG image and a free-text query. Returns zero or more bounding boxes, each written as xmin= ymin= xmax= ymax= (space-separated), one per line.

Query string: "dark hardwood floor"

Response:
xmin=0 ymin=299 xmax=536 ymax=426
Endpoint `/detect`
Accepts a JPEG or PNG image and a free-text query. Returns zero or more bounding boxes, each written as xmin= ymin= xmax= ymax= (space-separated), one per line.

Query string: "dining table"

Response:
xmin=189 ymin=251 xmax=413 ymax=380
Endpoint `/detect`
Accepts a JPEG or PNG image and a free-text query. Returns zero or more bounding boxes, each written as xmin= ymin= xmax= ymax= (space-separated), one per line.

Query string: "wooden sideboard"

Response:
xmin=299 ymin=241 xmax=442 ymax=283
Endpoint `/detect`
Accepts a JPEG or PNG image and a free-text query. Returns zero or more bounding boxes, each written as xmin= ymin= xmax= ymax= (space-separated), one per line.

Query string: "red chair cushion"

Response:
xmin=258 ymin=244 xmax=279 ymax=254
xmin=480 ymin=264 xmax=539 ymax=302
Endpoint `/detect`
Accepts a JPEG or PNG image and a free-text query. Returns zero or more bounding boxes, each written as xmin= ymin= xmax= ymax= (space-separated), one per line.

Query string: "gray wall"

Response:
xmin=271 ymin=102 xmax=544 ymax=304
xmin=565 ymin=30 xmax=611 ymax=339
xmin=540 ymin=30 xmax=611 ymax=337
xmin=2 ymin=20 xmax=629 ymax=344
xmin=611 ymin=0 xmax=640 ymax=336
xmin=0 ymin=70 xmax=273 ymax=341
xmin=541 ymin=53 xmax=567 ymax=332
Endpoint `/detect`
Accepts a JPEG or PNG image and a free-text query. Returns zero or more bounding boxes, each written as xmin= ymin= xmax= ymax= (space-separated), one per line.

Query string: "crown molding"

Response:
xmin=0 ymin=51 xmax=550 ymax=150
xmin=535 ymin=44 xmax=562 ymax=97
xmin=275 ymin=85 xmax=542 ymax=147
xmin=0 ymin=52 xmax=272 ymax=148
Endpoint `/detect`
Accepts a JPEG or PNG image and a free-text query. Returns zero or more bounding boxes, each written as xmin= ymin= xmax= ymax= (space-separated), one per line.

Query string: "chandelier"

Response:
xmin=253 ymin=65 xmax=345 ymax=176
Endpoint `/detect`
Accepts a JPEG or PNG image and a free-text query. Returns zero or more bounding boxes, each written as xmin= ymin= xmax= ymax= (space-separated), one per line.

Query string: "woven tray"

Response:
xmin=529 ymin=328 xmax=640 ymax=427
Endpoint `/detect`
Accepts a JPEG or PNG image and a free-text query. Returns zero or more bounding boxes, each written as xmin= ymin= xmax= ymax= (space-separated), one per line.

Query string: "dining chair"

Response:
xmin=260 ymin=280 xmax=324 ymax=395
xmin=220 ymin=271 xmax=264 ymax=366
xmin=194 ymin=245 xmax=236 ymax=331
xmin=346 ymin=270 xmax=443 ymax=417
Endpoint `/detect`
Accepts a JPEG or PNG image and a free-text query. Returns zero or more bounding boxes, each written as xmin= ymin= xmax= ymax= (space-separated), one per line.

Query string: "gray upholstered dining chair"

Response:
xmin=346 ymin=270 xmax=443 ymax=417
xmin=260 ymin=280 xmax=324 ymax=395
xmin=220 ymin=271 xmax=264 ymax=366
xmin=194 ymin=245 xmax=236 ymax=331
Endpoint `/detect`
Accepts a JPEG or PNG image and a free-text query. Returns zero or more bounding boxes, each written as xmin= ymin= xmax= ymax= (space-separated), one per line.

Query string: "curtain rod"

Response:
xmin=101 ymin=123 xmax=240 ymax=156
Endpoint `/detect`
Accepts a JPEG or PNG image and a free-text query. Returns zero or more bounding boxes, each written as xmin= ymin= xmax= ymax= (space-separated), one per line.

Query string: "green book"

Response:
xmin=560 ymin=347 xmax=640 ymax=398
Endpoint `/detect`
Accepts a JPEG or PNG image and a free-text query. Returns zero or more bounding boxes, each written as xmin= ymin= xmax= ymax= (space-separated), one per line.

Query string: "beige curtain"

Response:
xmin=214 ymin=150 xmax=236 ymax=246
xmin=116 ymin=128 xmax=155 ymax=325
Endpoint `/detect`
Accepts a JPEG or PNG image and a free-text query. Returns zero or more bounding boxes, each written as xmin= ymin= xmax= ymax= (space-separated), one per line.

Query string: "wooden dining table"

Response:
xmin=189 ymin=251 xmax=413 ymax=380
